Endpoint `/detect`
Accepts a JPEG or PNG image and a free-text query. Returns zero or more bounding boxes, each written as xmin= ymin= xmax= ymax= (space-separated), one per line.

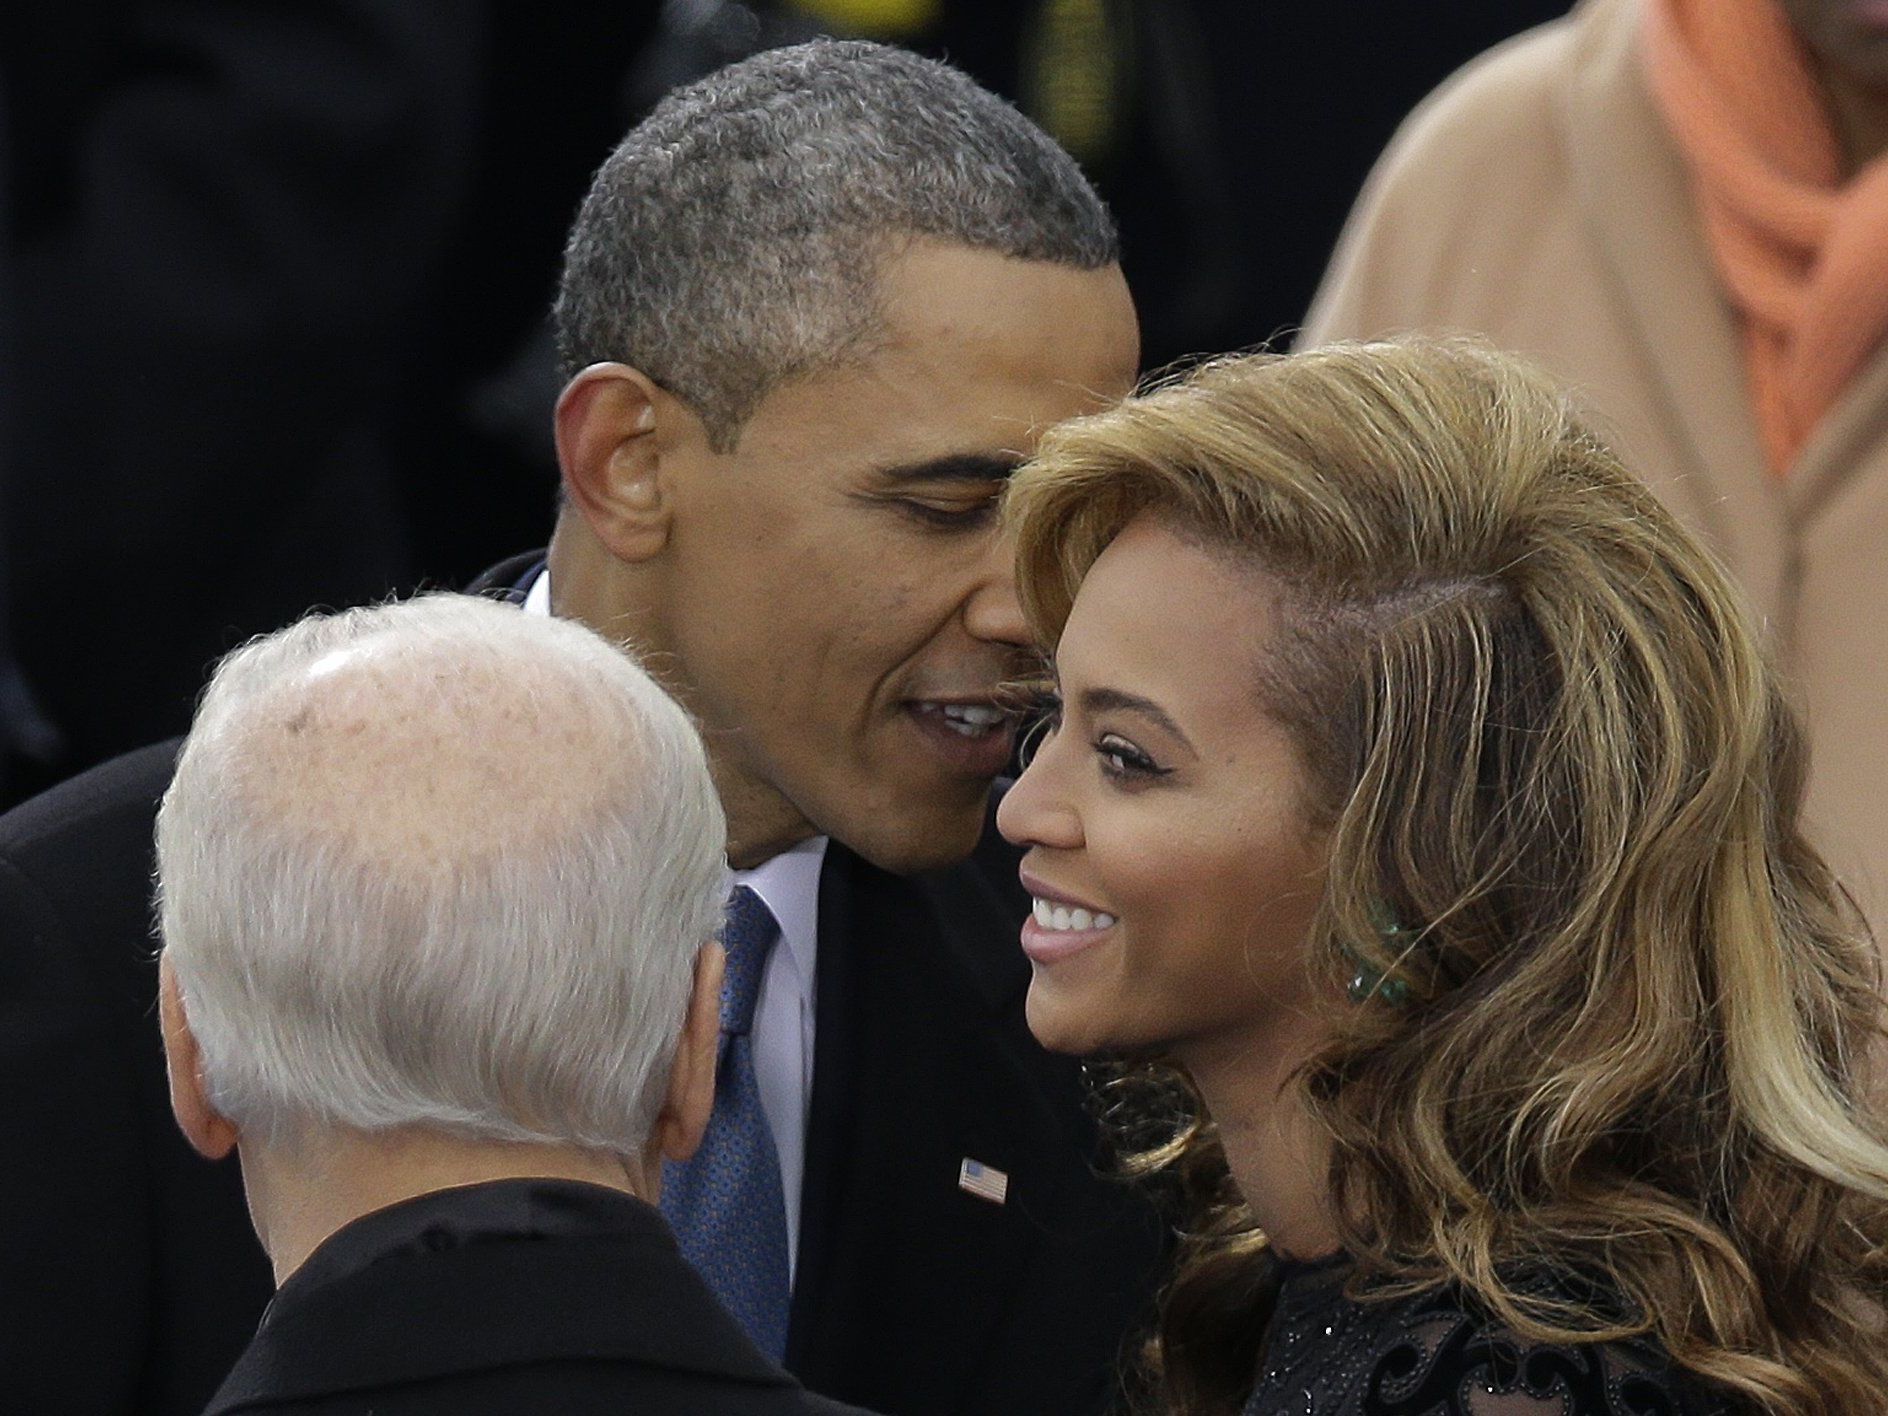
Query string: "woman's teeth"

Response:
xmin=1031 ymin=898 xmax=1116 ymax=932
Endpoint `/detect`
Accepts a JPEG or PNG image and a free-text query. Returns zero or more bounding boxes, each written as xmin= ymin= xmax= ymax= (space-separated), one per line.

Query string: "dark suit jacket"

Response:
xmin=0 ymin=557 xmax=1165 ymax=1415
xmin=0 ymin=738 xmax=263 ymax=1416
xmin=203 ymin=1178 xmax=873 ymax=1415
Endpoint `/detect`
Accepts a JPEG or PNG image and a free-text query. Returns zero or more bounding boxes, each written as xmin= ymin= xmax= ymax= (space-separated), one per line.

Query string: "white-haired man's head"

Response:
xmin=155 ymin=593 xmax=728 ymax=1168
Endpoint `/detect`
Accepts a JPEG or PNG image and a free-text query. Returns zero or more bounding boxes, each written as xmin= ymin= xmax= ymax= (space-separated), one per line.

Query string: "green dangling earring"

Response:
xmin=1343 ymin=911 xmax=1413 ymax=1006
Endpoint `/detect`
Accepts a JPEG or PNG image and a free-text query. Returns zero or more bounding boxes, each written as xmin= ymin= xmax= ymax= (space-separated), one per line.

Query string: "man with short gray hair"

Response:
xmin=502 ymin=39 xmax=1160 ymax=1414
xmin=158 ymin=593 xmax=872 ymax=1414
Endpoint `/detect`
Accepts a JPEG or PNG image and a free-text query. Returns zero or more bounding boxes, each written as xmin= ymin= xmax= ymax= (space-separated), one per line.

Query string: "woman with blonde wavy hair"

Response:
xmin=996 ymin=337 xmax=1888 ymax=1414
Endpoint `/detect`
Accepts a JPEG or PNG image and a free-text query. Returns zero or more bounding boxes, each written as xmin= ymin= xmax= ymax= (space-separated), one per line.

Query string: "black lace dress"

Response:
xmin=1241 ymin=1258 xmax=1734 ymax=1415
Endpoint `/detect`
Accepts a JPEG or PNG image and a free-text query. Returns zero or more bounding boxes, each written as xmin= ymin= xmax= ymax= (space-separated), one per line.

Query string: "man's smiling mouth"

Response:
xmin=912 ymin=701 xmax=1009 ymax=737
xmin=902 ymin=699 xmax=1018 ymax=777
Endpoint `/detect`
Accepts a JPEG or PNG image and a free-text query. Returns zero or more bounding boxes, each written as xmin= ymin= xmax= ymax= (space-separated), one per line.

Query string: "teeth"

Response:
xmin=1030 ymin=898 xmax=1116 ymax=932
xmin=927 ymin=702 xmax=1006 ymax=736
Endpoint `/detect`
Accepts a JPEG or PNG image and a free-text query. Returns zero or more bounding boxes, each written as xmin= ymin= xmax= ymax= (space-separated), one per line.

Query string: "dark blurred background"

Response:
xmin=0 ymin=0 xmax=1569 ymax=807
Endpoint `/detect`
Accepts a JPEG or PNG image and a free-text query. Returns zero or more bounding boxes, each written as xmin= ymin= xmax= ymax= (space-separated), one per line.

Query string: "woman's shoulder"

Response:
xmin=1243 ymin=1261 xmax=1736 ymax=1415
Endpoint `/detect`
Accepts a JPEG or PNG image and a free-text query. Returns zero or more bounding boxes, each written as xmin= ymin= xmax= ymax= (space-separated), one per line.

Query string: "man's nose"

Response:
xmin=963 ymin=536 xmax=1031 ymax=648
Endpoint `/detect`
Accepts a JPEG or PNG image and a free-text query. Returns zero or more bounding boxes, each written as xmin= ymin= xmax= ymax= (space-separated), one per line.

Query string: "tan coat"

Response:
xmin=1303 ymin=0 xmax=1888 ymax=930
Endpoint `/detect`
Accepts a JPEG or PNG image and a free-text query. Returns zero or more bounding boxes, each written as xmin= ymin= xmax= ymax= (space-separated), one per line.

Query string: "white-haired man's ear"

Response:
xmin=157 ymin=957 xmax=240 ymax=1162
xmin=651 ymin=941 xmax=724 ymax=1175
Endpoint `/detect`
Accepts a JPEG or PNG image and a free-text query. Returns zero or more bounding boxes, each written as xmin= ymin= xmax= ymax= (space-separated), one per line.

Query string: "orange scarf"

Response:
xmin=1644 ymin=0 xmax=1888 ymax=474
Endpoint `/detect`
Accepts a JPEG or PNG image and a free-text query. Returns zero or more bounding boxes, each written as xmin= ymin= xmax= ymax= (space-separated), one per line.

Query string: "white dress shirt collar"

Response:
xmin=733 ymin=835 xmax=826 ymax=997
xmin=521 ymin=563 xmax=553 ymax=616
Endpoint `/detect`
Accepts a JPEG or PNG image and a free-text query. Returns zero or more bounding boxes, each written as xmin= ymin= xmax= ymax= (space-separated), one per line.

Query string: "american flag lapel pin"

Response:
xmin=957 ymin=1157 xmax=1009 ymax=1205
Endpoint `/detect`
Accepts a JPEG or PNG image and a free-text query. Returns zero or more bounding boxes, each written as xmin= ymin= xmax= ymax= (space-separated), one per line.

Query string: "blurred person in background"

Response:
xmin=0 ymin=85 xmax=61 ymax=794
xmin=157 ymin=595 xmax=875 ymax=1415
xmin=0 ymin=0 xmax=663 ymax=801
xmin=999 ymin=338 xmax=1888 ymax=1415
xmin=1303 ymin=0 xmax=1888 ymax=931
xmin=628 ymin=0 xmax=1572 ymax=370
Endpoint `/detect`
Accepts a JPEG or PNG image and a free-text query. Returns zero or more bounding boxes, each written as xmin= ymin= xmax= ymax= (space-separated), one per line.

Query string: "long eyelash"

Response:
xmin=1097 ymin=735 xmax=1170 ymax=783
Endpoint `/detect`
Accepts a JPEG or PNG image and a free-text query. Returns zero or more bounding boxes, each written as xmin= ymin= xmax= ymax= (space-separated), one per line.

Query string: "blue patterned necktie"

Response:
xmin=660 ymin=884 xmax=792 ymax=1359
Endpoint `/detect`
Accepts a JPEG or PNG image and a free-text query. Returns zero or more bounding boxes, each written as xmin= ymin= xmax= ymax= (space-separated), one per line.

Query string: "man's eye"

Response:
xmin=897 ymin=496 xmax=999 ymax=529
xmin=1096 ymin=733 xmax=1167 ymax=783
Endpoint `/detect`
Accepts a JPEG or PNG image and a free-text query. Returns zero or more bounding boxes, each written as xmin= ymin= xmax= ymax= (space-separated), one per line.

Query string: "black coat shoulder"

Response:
xmin=206 ymin=1182 xmax=876 ymax=1416
xmin=462 ymin=548 xmax=544 ymax=600
xmin=0 ymin=739 xmax=273 ymax=1415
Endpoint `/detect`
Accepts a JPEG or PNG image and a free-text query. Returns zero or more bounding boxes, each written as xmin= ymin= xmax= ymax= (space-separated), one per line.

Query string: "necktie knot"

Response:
xmin=718 ymin=885 xmax=778 ymax=1037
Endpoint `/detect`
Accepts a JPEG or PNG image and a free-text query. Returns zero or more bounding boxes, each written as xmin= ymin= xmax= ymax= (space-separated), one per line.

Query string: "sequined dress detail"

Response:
xmin=1241 ymin=1259 xmax=1732 ymax=1415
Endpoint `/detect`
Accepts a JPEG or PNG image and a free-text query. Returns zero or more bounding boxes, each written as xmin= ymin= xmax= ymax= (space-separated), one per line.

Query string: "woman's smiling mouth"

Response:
xmin=1018 ymin=870 xmax=1119 ymax=963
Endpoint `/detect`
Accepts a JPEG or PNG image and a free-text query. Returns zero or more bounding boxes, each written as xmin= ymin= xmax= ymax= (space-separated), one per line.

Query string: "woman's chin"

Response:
xmin=1024 ymin=988 xmax=1135 ymax=1057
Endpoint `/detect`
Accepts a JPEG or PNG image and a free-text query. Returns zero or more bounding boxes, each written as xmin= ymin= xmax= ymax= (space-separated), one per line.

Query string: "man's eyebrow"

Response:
xmin=1078 ymin=687 xmax=1196 ymax=752
xmin=873 ymin=452 xmax=1024 ymax=484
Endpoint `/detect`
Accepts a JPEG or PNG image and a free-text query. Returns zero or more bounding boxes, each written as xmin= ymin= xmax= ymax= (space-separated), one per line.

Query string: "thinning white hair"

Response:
xmin=156 ymin=593 xmax=728 ymax=1157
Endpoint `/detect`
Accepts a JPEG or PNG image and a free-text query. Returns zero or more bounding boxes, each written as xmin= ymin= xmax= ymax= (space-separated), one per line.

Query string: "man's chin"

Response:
xmin=836 ymin=802 xmax=988 ymax=876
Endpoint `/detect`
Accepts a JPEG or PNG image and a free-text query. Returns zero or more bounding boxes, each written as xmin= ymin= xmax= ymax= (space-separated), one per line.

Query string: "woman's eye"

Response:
xmin=1096 ymin=733 xmax=1166 ymax=782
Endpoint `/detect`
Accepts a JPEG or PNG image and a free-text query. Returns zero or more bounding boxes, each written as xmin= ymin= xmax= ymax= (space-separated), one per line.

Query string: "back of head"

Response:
xmin=156 ymin=594 xmax=727 ymax=1158
xmin=1008 ymin=337 xmax=1888 ymax=1413
xmin=554 ymin=38 xmax=1119 ymax=450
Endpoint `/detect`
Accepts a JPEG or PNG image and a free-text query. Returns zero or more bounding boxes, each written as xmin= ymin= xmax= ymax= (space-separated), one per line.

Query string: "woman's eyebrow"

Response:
xmin=1078 ymin=686 xmax=1195 ymax=752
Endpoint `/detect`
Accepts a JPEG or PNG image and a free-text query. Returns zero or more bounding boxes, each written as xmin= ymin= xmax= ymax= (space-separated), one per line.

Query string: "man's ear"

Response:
xmin=653 ymin=941 xmax=724 ymax=1165
xmin=554 ymin=363 xmax=691 ymax=564
xmin=157 ymin=957 xmax=239 ymax=1162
